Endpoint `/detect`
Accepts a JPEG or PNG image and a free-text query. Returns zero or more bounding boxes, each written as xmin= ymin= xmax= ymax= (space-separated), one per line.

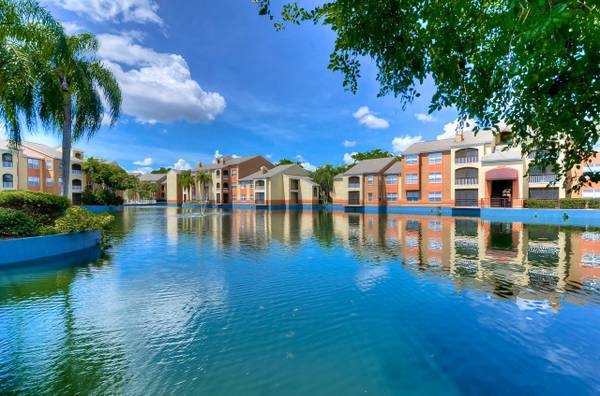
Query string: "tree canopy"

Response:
xmin=151 ymin=167 xmax=171 ymax=174
xmin=350 ymin=149 xmax=397 ymax=162
xmin=256 ymin=0 xmax=600 ymax=186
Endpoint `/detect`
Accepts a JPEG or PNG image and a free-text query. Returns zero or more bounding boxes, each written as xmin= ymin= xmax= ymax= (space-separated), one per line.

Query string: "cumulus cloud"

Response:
xmin=415 ymin=113 xmax=436 ymax=123
xmin=392 ymin=135 xmax=422 ymax=153
xmin=98 ymin=33 xmax=226 ymax=124
xmin=48 ymin=0 xmax=162 ymax=25
xmin=352 ymin=106 xmax=389 ymax=129
xmin=295 ymin=154 xmax=316 ymax=171
xmin=133 ymin=157 xmax=153 ymax=166
xmin=437 ymin=118 xmax=475 ymax=140
xmin=213 ymin=150 xmax=223 ymax=161
xmin=173 ymin=159 xmax=192 ymax=170
xmin=342 ymin=140 xmax=357 ymax=148
xmin=61 ymin=21 xmax=83 ymax=35
xmin=343 ymin=152 xmax=358 ymax=164
xmin=131 ymin=166 xmax=153 ymax=175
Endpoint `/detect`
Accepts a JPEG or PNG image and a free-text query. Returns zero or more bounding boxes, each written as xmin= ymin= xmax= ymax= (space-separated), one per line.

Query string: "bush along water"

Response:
xmin=0 ymin=191 xmax=114 ymax=249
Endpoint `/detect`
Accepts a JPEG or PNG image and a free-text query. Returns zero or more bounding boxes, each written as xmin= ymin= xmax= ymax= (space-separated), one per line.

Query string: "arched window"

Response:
xmin=71 ymin=163 xmax=82 ymax=175
xmin=455 ymin=168 xmax=478 ymax=185
xmin=72 ymin=179 xmax=82 ymax=191
xmin=2 ymin=174 xmax=13 ymax=188
xmin=455 ymin=148 xmax=478 ymax=164
xmin=216 ymin=182 xmax=221 ymax=189
xmin=2 ymin=153 xmax=13 ymax=167
xmin=348 ymin=176 xmax=360 ymax=188
xmin=255 ymin=180 xmax=265 ymax=188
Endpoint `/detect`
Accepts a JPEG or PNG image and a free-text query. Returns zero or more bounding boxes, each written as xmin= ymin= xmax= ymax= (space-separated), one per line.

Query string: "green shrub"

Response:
xmin=559 ymin=198 xmax=587 ymax=209
xmin=43 ymin=207 xmax=114 ymax=234
xmin=82 ymin=189 xmax=124 ymax=206
xmin=0 ymin=191 xmax=69 ymax=225
xmin=587 ymin=199 xmax=600 ymax=209
xmin=0 ymin=208 xmax=38 ymax=237
xmin=524 ymin=199 xmax=557 ymax=209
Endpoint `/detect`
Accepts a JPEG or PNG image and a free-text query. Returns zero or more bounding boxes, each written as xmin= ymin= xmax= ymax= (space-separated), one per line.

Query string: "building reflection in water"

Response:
xmin=177 ymin=209 xmax=600 ymax=310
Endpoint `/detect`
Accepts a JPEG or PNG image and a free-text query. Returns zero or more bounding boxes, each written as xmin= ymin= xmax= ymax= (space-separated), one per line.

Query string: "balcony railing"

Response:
xmin=455 ymin=156 xmax=478 ymax=164
xmin=222 ymin=188 xmax=229 ymax=193
xmin=455 ymin=199 xmax=479 ymax=207
xmin=222 ymin=175 xmax=229 ymax=181
xmin=71 ymin=169 xmax=82 ymax=176
xmin=529 ymin=174 xmax=557 ymax=184
xmin=455 ymin=177 xmax=478 ymax=185
xmin=3 ymin=182 xmax=13 ymax=188
xmin=254 ymin=185 xmax=265 ymax=191
xmin=72 ymin=185 xmax=82 ymax=192
xmin=348 ymin=183 xmax=360 ymax=189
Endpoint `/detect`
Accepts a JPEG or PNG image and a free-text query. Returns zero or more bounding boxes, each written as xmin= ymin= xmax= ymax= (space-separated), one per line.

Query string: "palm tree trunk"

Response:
xmin=61 ymin=90 xmax=72 ymax=198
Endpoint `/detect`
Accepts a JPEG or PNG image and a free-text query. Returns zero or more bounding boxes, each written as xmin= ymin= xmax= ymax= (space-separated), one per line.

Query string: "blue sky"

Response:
xmin=15 ymin=0 xmax=460 ymax=173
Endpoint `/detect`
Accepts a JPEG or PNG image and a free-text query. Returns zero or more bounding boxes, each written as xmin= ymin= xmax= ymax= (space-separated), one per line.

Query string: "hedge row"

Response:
xmin=0 ymin=208 xmax=38 ymax=237
xmin=524 ymin=198 xmax=600 ymax=209
xmin=82 ymin=189 xmax=124 ymax=206
xmin=0 ymin=191 xmax=69 ymax=225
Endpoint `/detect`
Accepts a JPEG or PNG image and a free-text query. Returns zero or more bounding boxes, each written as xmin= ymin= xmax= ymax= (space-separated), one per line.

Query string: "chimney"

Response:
xmin=260 ymin=166 xmax=268 ymax=174
xmin=455 ymin=130 xmax=464 ymax=143
xmin=196 ymin=161 xmax=203 ymax=169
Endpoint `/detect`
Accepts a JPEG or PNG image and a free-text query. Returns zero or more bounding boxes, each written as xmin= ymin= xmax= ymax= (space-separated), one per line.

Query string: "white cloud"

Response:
xmin=437 ymin=118 xmax=475 ymax=140
xmin=98 ymin=33 xmax=226 ymax=124
xmin=173 ymin=159 xmax=191 ymax=170
xmin=300 ymin=162 xmax=316 ymax=172
xmin=133 ymin=157 xmax=153 ymax=166
xmin=352 ymin=106 xmax=389 ymax=129
xmin=213 ymin=150 xmax=223 ymax=161
xmin=131 ymin=166 xmax=153 ymax=175
xmin=392 ymin=135 xmax=422 ymax=153
xmin=342 ymin=140 xmax=356 ymax=148
xmin=61 ymin=21 xmax=83 ymax=35
xmin=343 ymin=152 xmax=358 ymax=164
xmin=265 ymin=154 xmax=273 ymax=159
xmin=48 ymin=0 xmax=162 ymax=25
xmin=415 ymin=113 xmax=436 ymax=123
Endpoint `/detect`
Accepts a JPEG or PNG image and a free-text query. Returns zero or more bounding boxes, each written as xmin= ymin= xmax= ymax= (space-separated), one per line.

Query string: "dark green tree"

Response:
xmin=350 ymin=149 xmax=396 ymax=162
xmin=256 ymin=0 xmax=600 ymax=187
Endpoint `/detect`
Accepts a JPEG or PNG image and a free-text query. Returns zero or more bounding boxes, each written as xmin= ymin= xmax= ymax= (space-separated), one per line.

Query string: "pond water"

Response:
xmin=1 ymin=207 xmax=600 ymax=395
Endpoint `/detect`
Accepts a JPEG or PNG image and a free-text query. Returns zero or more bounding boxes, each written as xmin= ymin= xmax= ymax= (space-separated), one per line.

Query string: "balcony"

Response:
xmin=71 ymin=169 xmax=82 ymax=176
xmin=455 ymin=177 xmax=478 ymax=185
xmin=222 ymin=175 xmax=229 ymax=181
xmin=348 ymin=182 xmax=360 ymax=189
xmin=72 ymin=185 xmax=82 ymax=192
xmin=254 ymin=184 xmax=265 ymax=191
xmin=529 ymin=174 xmax=557 ymax=184
xmin=222 ymin=188 xmax=229 ymax=193
xmin=455 ymin=156 xmax=478 ymax=165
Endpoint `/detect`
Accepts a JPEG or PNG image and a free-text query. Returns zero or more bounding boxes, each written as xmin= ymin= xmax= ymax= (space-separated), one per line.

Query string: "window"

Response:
xmin=584 ymin=163 xmax=600 ymax=173
xmin=405 ymin=154 xmax=418 ymax=165
xmin=428 ymin=191 xmax=442 ymax=202
xmin=28 ymin=176 xmax=40 ymax=186
xmin=386 ymin=192 xmax=398 ymax=202
xmin=46 ymin=177 xmax=53 ymax=187
xmin=428 ymin=172 xmax=442 ymax=184
xmin=386 ymin=175 xmax=398 ymax=184
xmin=58 ymin=177 xmax=63 ymax=185
xmin=313 ymin=187 xmax=318 ymax=198
xmin=242 ymin=195 xmax=246 ymax=201
xmin=428 ymin=220 xmax=441 ymax=231
xmin=232 ymin=183 xmax=237 ymax=190
xmin=232 ymin=195 xmax=237 ymax=202
xmin=249 ymin=181 xmax=254 ymax=188
xmin=406 ymin=191 xmax=420 ymax=202
xmin=406 ymin=174 xmax=418 ymax=184
xmin=428 ymin=152 xmax=442 ymax=164
xmin=2 ymin=153 xmax=13 ymax=168
xmin=250 ymin=194 xmax=254 ymax=200
xmin=2 ymin=174 xmax=13 ymax=188
xmin=367 ymin=192 xmax=373 ymax=202
xmin=27 ymin=159 xmax=39 ymax=169
xmin=367 ymin=175 xmax=374 ymax=185
xmin=241 ymin=181 xmax=246 ymax=188
xmin=231 ymin=169 xmax=238 ymax=176
xmin=46 ymin=161 xmax=53 ymax=170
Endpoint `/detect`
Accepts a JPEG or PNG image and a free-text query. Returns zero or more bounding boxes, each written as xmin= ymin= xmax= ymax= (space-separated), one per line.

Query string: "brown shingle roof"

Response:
xmin=338 ymin=157 xmax=397 ymax=176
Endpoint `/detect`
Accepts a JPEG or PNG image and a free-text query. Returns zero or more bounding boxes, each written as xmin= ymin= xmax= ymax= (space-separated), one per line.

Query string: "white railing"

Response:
xmin=455 ymin=156 xmax=478 ymax=164
xmin=72 ymin=185 xmax=82 ymax=192
xmin=348 ymin=183 xmax=360 ymax=189
xmin=529 ymin=174 xmax=557 ymax=184
xmin=254 ymin=185 xmax=265 ymax=191
xmin=455 ymin=177 xmax=478 ymax=185
xmin=71 ymin=169 xmax=82 ymax=176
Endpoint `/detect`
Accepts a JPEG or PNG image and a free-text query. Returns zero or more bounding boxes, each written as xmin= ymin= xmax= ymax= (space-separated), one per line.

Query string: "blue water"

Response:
xmin=1 ymin=207 xmax=599 ymax=395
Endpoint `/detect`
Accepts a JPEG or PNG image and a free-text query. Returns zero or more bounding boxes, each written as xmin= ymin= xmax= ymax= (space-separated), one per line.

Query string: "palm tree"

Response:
xmin=39 ymin=33 xmax=121 ymax=197
xmin=195 ymin=170 xmax=212 ymax=203
xmin=0 ymin=0 xmax=63 ymax=146
xmin=312 ymin=164 xmax=338 ymax=203
xmin=179 ymin=170 xmax=195 ymax=202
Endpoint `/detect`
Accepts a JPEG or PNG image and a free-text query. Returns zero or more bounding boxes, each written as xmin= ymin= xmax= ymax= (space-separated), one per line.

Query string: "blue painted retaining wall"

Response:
xmin=0 ymin=231 xmax=101 ymax=268
xmin=481 ymin=208 xmax=600 ymax=226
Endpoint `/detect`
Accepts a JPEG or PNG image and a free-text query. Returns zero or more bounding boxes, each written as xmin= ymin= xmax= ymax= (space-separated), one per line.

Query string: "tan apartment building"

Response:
xmin=167 ymin=155 xmax=273 ymax=206
xmin=0 ymin=140 xmax=86 ymax=204
xmin=238 ymin=164 xmax=320 ymax=209
xmin=332 ymin=157 xmax=401 ymax=212
xmin=135 ymin=173 xmax=167 ymax=202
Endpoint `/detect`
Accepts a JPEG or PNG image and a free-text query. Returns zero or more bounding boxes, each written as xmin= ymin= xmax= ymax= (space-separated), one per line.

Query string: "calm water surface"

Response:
xmin=1 ymin=207 xmax=600 ymax=395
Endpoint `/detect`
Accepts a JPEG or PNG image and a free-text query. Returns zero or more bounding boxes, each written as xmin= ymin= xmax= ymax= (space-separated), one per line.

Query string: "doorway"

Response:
xmin=491 ymin=180 xmax=513 ymax=207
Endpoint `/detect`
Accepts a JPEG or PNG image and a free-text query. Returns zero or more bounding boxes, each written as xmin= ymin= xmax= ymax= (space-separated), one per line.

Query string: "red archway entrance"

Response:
xmin=485 ymin=168 xmax=518 ymax=207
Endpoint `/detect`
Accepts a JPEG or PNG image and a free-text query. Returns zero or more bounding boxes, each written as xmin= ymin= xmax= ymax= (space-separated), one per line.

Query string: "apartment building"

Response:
xmin=237 ymin=164 xmax=320 ymax=209
xmin=166 ymin=155 xmax=273 ymax=206
xmin=401 ymin=128 xmax=570 ymax=208
xmin=570 ymin=152 xmax=600 ymax=199
xmin=136 ymin=173 xmax=167 ymax=201
xmin=0 ymin=140 xmax=86 ymax=204
xmin=332 ymin=157 xmax=401 ymax=211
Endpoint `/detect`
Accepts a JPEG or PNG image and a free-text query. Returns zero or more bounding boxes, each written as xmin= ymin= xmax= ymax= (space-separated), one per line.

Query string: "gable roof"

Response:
xmin=383 ymin=161 xmax=403 ymax=175
xmin=403 ymin=138 xmax=454 ymax=155
xmin=338 ymin=157 xmax=398 ymax=177
xmin=240 ymin=164 xmax=309 ymax=181
xmin=196 ymin=155 xmax=267 ymax=171
xmin=138 ymin=173 xmax=167 ymax=183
